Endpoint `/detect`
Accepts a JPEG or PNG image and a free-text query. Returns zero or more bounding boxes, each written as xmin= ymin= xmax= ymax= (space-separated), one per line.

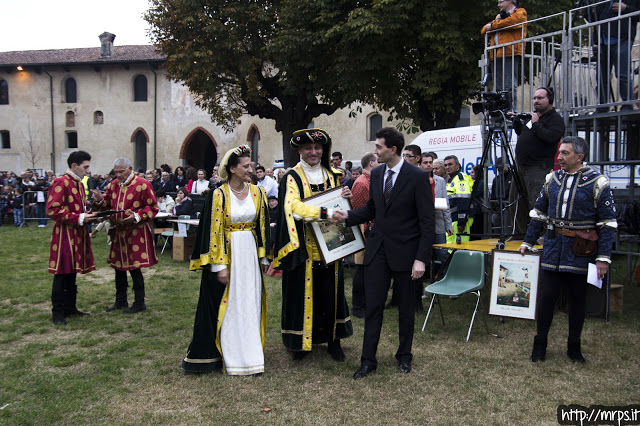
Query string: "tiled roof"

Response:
xmin=0 ymin=45 xmax=165 ymax=66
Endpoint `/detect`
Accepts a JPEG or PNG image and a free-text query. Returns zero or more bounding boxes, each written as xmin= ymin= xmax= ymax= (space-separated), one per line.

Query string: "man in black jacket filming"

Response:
xmin=510 ymin=87 xmax=565 ymax=234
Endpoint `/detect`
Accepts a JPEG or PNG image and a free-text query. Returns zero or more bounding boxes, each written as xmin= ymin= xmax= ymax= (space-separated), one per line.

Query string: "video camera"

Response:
xmin=470 ymin=73 xmax=512 ymax=116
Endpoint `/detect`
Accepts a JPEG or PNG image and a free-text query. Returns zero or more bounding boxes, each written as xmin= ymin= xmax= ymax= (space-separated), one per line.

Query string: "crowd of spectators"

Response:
xmin=0 ymin=160 xmax=296 ymax=228
xmin=1 ymin=152 xmax=510 ymax=235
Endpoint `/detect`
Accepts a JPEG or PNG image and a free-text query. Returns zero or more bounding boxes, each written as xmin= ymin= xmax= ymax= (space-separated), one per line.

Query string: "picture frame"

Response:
xmin=304 ymin=186 xmax=365 ymax=265
xmin=489 ymin=249 xmax=541 ymax=320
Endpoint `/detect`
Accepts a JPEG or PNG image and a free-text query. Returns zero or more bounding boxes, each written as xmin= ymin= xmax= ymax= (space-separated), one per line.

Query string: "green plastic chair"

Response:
xmin=160 ymin=215 xmax=191 ymax=255
xmin=422 ymin=250 xmax=490 ymax=342
xmin=160 ymin=229 xmax=174 ymax=254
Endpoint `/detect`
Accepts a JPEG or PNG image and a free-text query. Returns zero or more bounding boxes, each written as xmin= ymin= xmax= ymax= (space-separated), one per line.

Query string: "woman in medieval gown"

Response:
xmin=181 ymin=145 xmax=270 ymax=375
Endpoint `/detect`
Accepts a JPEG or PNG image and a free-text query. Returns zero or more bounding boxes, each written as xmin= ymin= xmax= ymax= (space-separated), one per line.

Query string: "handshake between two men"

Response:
xmin=328 ymin=186 xmax=426 ymax=281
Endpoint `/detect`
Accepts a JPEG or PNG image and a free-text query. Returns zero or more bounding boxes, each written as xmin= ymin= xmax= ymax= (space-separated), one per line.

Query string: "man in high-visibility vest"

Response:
xmin=444 ymin=155 xmax=474 ymax=243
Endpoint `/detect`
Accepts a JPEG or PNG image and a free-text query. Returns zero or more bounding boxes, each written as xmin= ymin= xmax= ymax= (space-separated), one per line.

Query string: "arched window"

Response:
xmin=0 ymin=80 xmax=8 ymax=105
xmin=134 ymin=75 xmax=148 ymax=102
xmin=65 ymin=78 xmax=77 ymax=103
xmin=368 ymin=113 xmax=382 ymax=141
xmin=94 ymin=111 xmax=104 ymax=125
xmin=1 ymin=131 xmax=10 ymax=149
xmin=134 ymin=130 xmax=148 ymax=171
xmin=66 ymin=111 xmax=75 ymax=127
xmin=66 ymin=131 xmax=78 ymax=149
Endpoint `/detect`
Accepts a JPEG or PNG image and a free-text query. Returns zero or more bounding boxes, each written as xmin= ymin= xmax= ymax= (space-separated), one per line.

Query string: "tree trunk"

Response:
xmin=280 ymin=122 xmax=300 ymax=168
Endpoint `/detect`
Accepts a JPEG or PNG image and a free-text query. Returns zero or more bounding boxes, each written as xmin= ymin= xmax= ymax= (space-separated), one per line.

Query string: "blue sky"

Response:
xmin=0 ymin=0 xmax=152 ymax=52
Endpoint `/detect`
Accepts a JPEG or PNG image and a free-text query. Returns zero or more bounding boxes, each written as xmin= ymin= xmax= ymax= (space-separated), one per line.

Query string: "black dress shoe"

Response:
xmin=52 ymin=316 xmax=67 ymax=325
xmin=292 ymin=351 xmax=309 ymax=360
xmin=567 ymin=341 xmax=586 ymax=363
xmin=399 ymin=360 xmax=412 ymax=374
xmin=328 ymin=340 xmax=346 ymax=362
xmin=530 ymin=336 xmax=547 ymax=362
xmin=106 ymin=303 xmax=128 ymax=312
xmin=353 ymin=365 xmax=376 ymax=379
xmin=65 ymin=309 xmax=91 ymax=318
xmin=124 ymin=304 xmax=146 ymax=314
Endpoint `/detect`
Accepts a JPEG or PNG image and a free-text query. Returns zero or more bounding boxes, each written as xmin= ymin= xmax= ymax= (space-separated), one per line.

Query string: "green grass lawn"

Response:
xmin=0 ymin=224 xmax=638 ymax=425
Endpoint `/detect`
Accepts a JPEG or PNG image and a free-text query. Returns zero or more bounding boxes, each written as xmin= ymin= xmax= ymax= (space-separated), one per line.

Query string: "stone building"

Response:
xmin=1 ymin=33 xmax=469 ymax=175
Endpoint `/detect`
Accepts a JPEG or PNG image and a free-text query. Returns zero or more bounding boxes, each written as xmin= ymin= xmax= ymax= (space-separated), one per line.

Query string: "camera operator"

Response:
xmin=481 ymin=0 xmax=527 ymax=111
xmin=510 ymin=87 xmax=565 ymax=234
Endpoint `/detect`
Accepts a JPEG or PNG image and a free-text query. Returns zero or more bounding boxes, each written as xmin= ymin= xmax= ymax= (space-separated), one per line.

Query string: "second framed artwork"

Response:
xmin=489 ymin=249 xmax=541 ymax=320
xmin=304 ymin=186 xmax=365 ymax=264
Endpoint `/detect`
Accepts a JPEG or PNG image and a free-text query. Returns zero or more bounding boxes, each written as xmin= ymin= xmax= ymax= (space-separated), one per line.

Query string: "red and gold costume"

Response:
xmin=47 ymin=172 xmax=95 ymax=274
xmin=98 ymin=174 xmax=159 ymax=271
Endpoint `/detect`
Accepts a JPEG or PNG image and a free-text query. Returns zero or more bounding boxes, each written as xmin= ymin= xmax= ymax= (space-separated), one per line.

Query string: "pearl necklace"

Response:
xmin=229 ymin=182 xmax=248 ymax=194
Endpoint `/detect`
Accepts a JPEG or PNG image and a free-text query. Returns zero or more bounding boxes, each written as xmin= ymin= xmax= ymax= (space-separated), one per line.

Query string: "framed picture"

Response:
xmin=489 ymin=249 xmax=541 ymax=320
xmin=304 ymin=186 xmax=365 ymax=265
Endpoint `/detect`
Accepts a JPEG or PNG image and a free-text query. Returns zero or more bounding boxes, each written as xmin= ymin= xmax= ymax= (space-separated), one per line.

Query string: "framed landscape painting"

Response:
xmin=305 ymin=187 xmax=365 ymax=264
xmin=489 ymin=249 xmax=541 ymax=320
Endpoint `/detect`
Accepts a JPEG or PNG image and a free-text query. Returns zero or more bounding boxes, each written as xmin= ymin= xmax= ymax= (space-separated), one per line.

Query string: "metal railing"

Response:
xmin=482 ymin=1 xmax=640 ymax=128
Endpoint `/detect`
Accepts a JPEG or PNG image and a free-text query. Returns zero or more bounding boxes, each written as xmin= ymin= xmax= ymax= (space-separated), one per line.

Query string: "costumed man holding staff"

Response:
xmin=182 ymin=146 xmax=271 ymax=375
xmin=92 ymin=158 xmax=159 ymax=314
xmin=47 ymin=151 xmax=99 ymax=325
xmin=273 ymin=128 xmax=353 ymax=362
xmin=519 ymin=136 xmax=617 ymax=363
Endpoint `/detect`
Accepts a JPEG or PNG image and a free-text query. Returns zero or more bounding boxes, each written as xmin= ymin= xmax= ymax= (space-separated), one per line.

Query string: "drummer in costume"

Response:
xmin=47 ymin=151 xmax=99 ymax=325
xmin=182 ymin=145 xmax=270 ymax=375
xmin=92 ymin=158 xmax=159 ymax=314
xmin=273 ymin=129 xmax=353 ymax=361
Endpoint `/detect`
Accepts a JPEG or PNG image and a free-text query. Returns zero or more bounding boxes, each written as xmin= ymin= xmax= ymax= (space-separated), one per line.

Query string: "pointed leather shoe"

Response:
xmin=52 ymin=316 xmax=67 ymax=326
xmin=66 ymin=309 xmax=91 ymax=318
xmin=124 ymin=304 xmax=146 ymax=314
xmin=399 ymin=360 xmax=412 ymax=374
xmin=106 ymin=303 xmax=128 ymax=312
xmin=353 ymin=365 xmax=376 ymax=379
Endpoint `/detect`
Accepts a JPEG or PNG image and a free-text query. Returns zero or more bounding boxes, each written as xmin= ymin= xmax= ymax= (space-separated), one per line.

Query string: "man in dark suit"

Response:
xmin=158 ymin=171 xmax=175 ymax=192
xmin=334 ymin=127 xmax=434 ymax=378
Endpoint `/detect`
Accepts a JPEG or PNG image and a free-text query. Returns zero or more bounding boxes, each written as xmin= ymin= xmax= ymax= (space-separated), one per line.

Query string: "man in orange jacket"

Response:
xmin=481 ymin=0 xmax=527 ymax=111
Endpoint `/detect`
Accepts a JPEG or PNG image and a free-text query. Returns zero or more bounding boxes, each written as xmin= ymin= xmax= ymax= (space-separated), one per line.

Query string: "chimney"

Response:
xmin=99 ymin=32 xmax=116 ymax=58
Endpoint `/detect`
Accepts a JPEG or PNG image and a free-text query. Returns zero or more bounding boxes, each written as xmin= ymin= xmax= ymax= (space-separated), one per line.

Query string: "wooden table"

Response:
xmin=433 ymin=239 xmax=541 ymax=253
xmin=166 ymin=218 xmax=200 ymax=261
xmin=431 ymin=239 xmax=542 ymax=284
xmin=167 ymin=218 xmax=200 ymax=226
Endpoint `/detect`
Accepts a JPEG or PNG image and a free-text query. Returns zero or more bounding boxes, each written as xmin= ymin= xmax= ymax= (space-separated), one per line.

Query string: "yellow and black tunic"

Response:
xmin=274 ymin=163 xmax=353 ymax=352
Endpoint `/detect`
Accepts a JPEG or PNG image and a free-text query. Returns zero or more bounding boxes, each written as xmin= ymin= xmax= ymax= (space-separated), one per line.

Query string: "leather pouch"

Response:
xmin=573 ymin=229 xmax=598 ymax=256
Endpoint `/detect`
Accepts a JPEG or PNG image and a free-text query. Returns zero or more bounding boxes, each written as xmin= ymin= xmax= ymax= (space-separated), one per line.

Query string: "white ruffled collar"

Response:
xmin=300 ymin=159 xmax=325 ymax=184
xmin=66 ymin=169 xmax=81 ymax=181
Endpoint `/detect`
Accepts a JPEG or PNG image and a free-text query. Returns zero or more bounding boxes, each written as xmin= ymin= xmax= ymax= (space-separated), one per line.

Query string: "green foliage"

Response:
xmin=146 ymin=0 xmax=348 ymax=166
xmin=146 ymin=0 xmax=577 ymax=157
xmin=289 ymin=0 xmax=576 ymax=131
